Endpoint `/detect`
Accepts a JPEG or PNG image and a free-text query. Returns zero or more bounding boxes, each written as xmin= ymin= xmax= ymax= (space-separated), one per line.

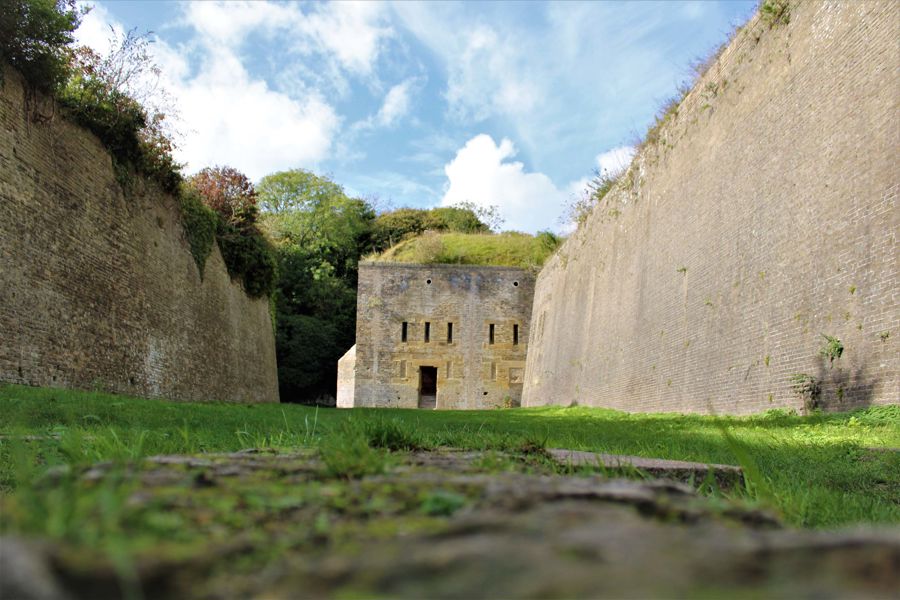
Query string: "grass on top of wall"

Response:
xmin=0 ymin=384 xmax=897 ymax=530
xmin=369 ymin=231 xmax=561 ymax=269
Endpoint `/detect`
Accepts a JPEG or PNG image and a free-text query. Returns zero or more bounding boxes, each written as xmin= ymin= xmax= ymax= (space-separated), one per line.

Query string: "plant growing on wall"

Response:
xmin=819 ymin=335 xmax=844 ymax=367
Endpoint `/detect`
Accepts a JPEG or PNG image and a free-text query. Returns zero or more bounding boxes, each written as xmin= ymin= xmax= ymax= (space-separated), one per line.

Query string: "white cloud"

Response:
xmin=595 ymin=146 xmax=636 ymax=177
xmin=376 ymin=80 xmax=413 ymax=126
xmin=74 ymin=2 xmax=121 ymax=54
xmin=391 ymin=5 xmax=540 ymax=124
xmin=440 ymin=134 xmax=568 ymax=233
xmin=74 ymin=2 xmax=349 ymax=181
xmin=352 ymin=77 xmax=419 ymax=132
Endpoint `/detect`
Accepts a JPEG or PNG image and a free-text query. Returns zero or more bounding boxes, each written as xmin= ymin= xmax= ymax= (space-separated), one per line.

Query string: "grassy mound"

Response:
xmin=369 ymin=231 xmax=561 ymax=269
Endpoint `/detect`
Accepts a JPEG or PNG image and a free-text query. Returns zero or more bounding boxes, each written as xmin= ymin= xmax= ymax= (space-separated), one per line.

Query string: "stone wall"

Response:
xmin=523 ymin=1 xmax=898 ymax=414
xmin=0 ymin=65 xmax=279 ymax=403
xmin=349 ymin=262 xmax=534 ymax=409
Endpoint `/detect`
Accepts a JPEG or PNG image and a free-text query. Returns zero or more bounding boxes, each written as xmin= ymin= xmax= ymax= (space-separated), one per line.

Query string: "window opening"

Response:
xmin=489 ymin=323 xmax=495 ymax=345
xmin=424 ymin=322 xmax=431 ymax=343
xmin=447 ymin=322 xmax=453 ymax=344
xmin=513 ymin=324 xmax=519 ymax=345
xmin=401 ymin=321 xmax=408 ymax=342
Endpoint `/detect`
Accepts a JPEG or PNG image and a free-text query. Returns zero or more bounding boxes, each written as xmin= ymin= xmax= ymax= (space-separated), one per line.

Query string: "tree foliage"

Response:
xmin=0 ymin=0 xmax=82 ymax=94
xmin=190 ymin=166 xmax=259 ymax=227
xmin=259 ymin=170 xmax=374 ymax=402
xmin=188 ymin=166 xmax=276 ymax=298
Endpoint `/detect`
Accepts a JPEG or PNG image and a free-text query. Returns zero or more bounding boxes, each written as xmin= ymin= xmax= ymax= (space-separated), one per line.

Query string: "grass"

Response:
xmin=369 ymin=231 xmax=561 ymax=269
xmin=1 ymin=384 xmax=898 ymax=531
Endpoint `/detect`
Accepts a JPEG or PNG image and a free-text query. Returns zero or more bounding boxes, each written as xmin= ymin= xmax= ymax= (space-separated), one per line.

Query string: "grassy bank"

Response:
xmin=1 ymin=384 xmax=897 ymax=529
xmin=370 ymin=231 xmax=560 ymax=269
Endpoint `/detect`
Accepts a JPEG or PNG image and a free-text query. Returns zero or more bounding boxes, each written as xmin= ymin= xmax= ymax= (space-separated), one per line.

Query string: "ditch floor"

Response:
xmin=2 ymin=448 xmax=899 ymax=599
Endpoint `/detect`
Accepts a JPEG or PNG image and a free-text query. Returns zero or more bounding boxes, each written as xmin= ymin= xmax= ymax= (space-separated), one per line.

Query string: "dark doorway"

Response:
xmin=419 ymin=366 xmax=437 ymax=409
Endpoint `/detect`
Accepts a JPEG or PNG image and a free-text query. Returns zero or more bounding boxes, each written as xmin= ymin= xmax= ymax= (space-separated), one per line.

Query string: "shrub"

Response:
xmin=0 ymin=0 xmax=82 ymax=94
xmin=215 ymin=221 xmax=277 ymax=298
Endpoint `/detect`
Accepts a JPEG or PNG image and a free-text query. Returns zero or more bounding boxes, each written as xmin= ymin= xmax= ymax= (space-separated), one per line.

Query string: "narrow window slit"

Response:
xmin=489 ymin=323 xmax=495 ymax=345
xmin=447 ymin=322 xmax=453 ymax=344
xmin=424 ymin=322 xmax=430 ymax=343
xmin=513 ymin=324 xmax=519 ymax=345
xmin=401 ymin=321 xmax=408 ymax=342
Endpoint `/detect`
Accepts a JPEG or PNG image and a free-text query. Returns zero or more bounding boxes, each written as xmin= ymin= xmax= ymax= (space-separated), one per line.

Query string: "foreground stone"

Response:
xmin=1 ymin=449 xmax=897 ymax=599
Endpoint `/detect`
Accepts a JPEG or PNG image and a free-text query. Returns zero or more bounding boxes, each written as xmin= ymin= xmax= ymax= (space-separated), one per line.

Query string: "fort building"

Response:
xmin=338 ymin=262 xmax=534 ymax=409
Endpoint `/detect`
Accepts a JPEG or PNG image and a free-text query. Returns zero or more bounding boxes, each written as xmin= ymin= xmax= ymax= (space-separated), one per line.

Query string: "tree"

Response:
xmin=258 ymin=169 xmax=376 ymax=402
xmin=0 ymin=0 xmax=83 ymax=94
xmin=189 ymin=166 xmax=259 ymax=227
xmin=257 ymin=168 xmax=347 ymax=214
xmin=188 ymin=166 xmax=275 ymax=298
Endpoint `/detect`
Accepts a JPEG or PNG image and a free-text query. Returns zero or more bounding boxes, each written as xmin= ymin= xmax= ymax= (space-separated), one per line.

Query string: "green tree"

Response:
xmin=0 ymin=0 xmax=82 ymax=94
xmin=259 ymin=169 xmax=376 ymax=402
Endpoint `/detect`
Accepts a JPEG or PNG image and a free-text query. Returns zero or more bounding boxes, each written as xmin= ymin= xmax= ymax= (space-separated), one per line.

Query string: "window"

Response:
xmin=513 ymin=324 xmax=519 ymax=345
xmin=447 ymin=322 xmax=453 ymax=344
xmin=489 ymin=323 xmax=495 ymax=345
xmin=424 ymin=322 xmax=431 ymax=343
xmin=401 ymin=321 xmax=408 ymax=342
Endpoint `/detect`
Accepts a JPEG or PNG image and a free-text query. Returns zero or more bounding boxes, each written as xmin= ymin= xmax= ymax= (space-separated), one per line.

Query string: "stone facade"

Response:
xmin=340 ymin=263 xmax=534 ymax=409
xmin=0 ymin=65 xmax=279 ymax=403
xmin=523 ymin=1 xmax=899 ymax=414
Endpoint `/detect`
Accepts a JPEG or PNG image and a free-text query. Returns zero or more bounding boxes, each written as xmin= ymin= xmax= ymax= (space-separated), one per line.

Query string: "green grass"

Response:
xmin=369 ymin=231 xmax=560 ymax=269
xmin=1 ymin=384 xmax=898 ymax=529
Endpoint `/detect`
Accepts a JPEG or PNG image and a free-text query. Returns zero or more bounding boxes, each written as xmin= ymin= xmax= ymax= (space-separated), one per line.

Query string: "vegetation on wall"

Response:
xmin=177 ymin=184 xmax=217 ymax=276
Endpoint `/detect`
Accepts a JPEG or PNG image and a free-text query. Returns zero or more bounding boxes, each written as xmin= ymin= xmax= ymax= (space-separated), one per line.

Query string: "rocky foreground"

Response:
xmin=2 ymin=449 xmax=898 ymax=599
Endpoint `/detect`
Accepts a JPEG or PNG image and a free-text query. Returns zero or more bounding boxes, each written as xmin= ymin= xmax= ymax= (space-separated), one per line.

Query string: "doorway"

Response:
xmin=418 ymin=366 xmax=437 ymax=409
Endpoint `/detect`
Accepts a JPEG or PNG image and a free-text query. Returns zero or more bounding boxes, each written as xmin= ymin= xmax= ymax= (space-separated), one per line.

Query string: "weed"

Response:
xmin=318 ymin=420 xmax=387 ymax=479
xmin=419 ymin=490 xmax=466 ymax=516
xmin=879 ymin=331 xmax=890 ymax=342
xmin=849 ymin=285 xmax=857 ymax=295
xmin=819 ymin=334 xmax=844 ymax=367
xmin=362 ymin=417 xmax=425 ymax=451
xmin=677 ymin=266 xmax=688 ymax=274
xmin=760 ymin=0 xmax=791 ymax=27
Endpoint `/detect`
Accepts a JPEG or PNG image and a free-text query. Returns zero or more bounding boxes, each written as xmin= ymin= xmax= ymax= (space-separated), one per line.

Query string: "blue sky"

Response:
xmin=76 ymin=1 xmax=756 ymax=232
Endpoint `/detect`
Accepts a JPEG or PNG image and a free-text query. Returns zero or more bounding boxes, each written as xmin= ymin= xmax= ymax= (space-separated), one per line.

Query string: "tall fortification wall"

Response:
xmin=524 ymin=1 xmax=898 ymax=414
xmin=0 ymin=66 xmax=279 ymax=403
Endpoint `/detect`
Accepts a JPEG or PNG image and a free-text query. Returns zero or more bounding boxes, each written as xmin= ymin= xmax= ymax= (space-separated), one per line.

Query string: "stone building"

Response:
xmin=338 ymin=262 xmax=535 ymax=409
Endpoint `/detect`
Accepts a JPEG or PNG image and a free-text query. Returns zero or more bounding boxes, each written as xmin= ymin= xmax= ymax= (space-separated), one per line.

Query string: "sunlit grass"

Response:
xmin=1 ymin=384 xmax=897 ymax=528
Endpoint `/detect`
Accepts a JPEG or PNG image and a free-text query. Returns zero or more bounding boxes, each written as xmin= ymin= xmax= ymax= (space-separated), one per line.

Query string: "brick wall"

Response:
xmin=523 ymin=1 xmax=898 ymax=414
xmin=0 ymin=65 xmax=279 ymax=403
xmin=351 ymin=262 xmax=534 ymax=409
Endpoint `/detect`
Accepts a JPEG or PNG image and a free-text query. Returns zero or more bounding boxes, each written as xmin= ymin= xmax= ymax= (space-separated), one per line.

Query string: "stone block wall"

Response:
xmin=349 ymin=262 xmax=534 ymax=409
xmin=523 ymin=1 xmax=898 ymax=414
xmin=0 ymin=65 xmax=279 ymax=403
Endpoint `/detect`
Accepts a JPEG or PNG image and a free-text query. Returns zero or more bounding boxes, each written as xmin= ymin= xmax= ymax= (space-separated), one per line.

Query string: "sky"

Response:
xmin=74 ymin=1 xmax=756 ymax=233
